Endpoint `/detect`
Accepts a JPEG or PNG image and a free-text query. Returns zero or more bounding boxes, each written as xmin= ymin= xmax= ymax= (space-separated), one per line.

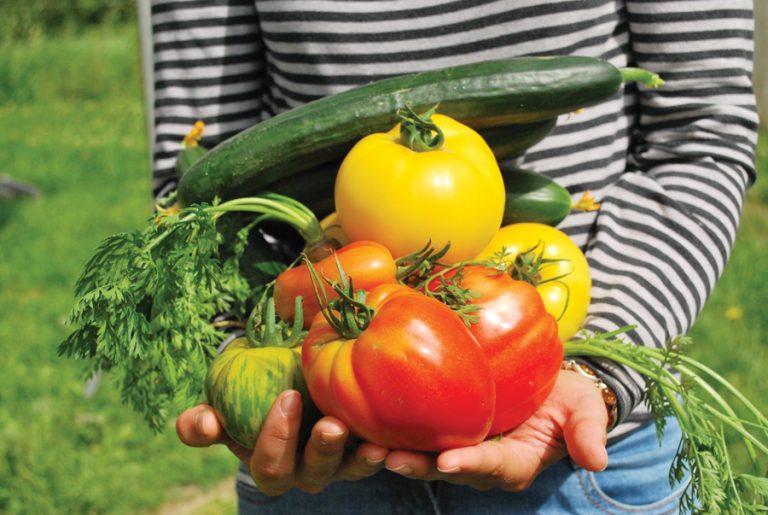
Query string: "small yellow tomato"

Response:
xmin=476 ymin=223 xmax=591 ymax=341
xmin=335 ymin=113 xmax=505 ymax=263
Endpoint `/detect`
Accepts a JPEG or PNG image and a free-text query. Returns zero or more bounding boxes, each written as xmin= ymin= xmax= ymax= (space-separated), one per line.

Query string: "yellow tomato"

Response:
xmin=476 ymin=223 xmax=591 ymax=341
xmin=335 ymin=113 xmax=505 ymax=263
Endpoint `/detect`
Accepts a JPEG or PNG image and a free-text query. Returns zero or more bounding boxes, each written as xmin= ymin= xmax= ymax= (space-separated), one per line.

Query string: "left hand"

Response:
xmin=384 ymin=370 xmax=610 ymax=491
xmin=176 ymin=391 xmax=389 ymax=495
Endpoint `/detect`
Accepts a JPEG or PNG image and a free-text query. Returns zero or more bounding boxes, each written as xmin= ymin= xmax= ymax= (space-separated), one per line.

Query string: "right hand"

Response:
xmin=176 ymin=390 xmax=389 ymax=495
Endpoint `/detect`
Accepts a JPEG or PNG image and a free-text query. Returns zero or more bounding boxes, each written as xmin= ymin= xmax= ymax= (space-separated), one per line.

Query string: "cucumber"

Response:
xmin=501 ymin=167 xmax=572 ymax=226
xmin=268 ymin=162 xmax=337 ymax=220
xmin=176 ymin=145 xmax=208 ymax=177
xmin=179 ymin=57 xmax=658 ymax=206
xmin=265 ymin=118 xmax=558 ymax=219
xmin=477 ymin=118 xmax=557 ymax=161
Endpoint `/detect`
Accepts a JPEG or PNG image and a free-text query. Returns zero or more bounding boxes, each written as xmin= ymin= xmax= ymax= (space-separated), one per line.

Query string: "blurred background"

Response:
xmin=0 ymin=1 xmax=765 ymax=513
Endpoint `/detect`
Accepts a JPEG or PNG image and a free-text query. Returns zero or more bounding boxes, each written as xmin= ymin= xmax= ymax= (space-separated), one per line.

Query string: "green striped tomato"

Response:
xmin=205 ymin=337 xmax=308 ymax=449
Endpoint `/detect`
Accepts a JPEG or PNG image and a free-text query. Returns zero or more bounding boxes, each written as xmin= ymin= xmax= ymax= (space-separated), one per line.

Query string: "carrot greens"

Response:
xmin=58 ymin=194 xmax=323 ymax=431
xmin=566 ymin=329 xmax=768 ymax=514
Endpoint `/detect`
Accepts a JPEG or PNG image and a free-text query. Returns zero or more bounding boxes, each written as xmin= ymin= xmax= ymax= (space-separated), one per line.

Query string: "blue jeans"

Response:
xmin=237 ymin=418 xmax=688 ymax=514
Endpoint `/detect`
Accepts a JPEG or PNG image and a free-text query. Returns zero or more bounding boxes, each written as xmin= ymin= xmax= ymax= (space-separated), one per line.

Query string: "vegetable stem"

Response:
xmin=678 ymin=356 xmax=768 ymax=430
xmin=398 ymin=104 xmax=445 ymax=152
xmin=620 ymin=67 xmax=665 ymax=88
xmin=564 ymin=329 xmax=768 ymax=513
xmin=207 ymin=193 xmax=326 ymax=248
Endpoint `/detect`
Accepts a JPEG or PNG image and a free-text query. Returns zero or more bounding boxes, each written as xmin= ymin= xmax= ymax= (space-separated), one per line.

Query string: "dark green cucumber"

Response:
xmin=263 ymin=119 xmax=559 ymax=222
xmin=269 ymin=162 xmax=337 ymax=220
xmin=179 ymin=56 xmax=658 ymax=206
xmin=477 ymin=118 xmax=557 ymax=161
xmin=501 ymin=166 xmax=572 ymax=226
xmin=176 ymin=145 xmax=208 ymax=177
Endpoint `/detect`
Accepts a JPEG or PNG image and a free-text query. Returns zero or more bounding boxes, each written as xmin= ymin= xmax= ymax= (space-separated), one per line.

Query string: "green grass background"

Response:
xmin=0 ymin=22 xmax=765 ymax=515
xmin=0 ymin=25 xmax=235 ymax=514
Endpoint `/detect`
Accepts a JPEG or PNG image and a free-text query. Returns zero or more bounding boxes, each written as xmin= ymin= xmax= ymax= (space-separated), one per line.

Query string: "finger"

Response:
xmin=560 ymin=385 xmax=609 ymax=471
xmin=385 ymin=450 xmax=441 ymax=480
xmin=249 ymin=390 xmax=303 ymax=496
xmin=336 ymin=442 xmax=389 ymax=481
xmin=176 ymin=404 xmax=223 ymax=447
xmin=296 ymin=417 xmax=349 ymax=493
xmin=436 ymin=439 xmax=552 ymax=492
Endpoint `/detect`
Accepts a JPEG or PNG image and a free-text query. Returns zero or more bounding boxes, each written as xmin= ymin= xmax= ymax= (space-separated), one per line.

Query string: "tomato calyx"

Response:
xmin=397 ymin=104 xmax=445 ymax=152
xmin=420 ymin=263 xmax=483 ymax=325
xmin=498 ymin=242 xmax=572 ymax=286
xmin=490 ymin=243 xmax=574 ymax=321
xmin=245 ymin=295 xmax=306 ymax=349
xmin=394 ymin=241 xmax=451 ymax=285
xmin=305 ymin=255 xmax=375 ymax=339
xmin=392 ymin=242 xmax=481 ymax=324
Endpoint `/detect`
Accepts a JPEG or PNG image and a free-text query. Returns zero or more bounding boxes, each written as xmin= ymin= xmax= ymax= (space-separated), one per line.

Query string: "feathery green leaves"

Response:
xmin=58 ymin=194 xmax=320 ymax=431
xmin=566 ymin=329 xmax=768 ymax=514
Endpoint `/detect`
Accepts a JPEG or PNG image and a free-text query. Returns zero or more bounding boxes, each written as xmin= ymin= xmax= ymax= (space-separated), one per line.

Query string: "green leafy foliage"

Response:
xmin=0 ymin=0 xmax=135 ymax=46
xmin=59 ymin=204 xmax=256 ymax=431
xmin=59 ymin=193 xmax=320 ymax=432
xmin=0 ymin=26 xmax=239 ymax=514
xmin=566 ymin=330 xmax=768 ymax=514
xmin=2 ymin=21 xmax=766 ymax=515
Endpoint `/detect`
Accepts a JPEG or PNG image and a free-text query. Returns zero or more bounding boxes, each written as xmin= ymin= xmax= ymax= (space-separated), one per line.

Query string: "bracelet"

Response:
xmin=561 ymin=359 xmax=618 ymax=429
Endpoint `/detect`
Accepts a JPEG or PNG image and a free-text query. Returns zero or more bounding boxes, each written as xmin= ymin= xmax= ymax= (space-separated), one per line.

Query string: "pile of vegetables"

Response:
xmin=59 ymin=56 xmax=767 ymax=513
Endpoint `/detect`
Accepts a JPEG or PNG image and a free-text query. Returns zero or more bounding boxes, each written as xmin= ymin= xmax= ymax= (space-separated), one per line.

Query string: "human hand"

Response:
xmin=383 ymin=370 xmax=610 ymax=491
xmin=176 ymin=390 xmax=389 ymax=495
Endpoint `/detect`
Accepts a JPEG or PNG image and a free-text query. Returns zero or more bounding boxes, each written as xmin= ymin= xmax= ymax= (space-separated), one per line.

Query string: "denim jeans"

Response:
xmin=237 ymin=418 xmax=688 ymax=514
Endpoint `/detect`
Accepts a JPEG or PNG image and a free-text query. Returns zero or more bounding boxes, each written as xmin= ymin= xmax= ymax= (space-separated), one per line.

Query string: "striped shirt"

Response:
xmin=148 ymin=0 xmax=758 ymax=439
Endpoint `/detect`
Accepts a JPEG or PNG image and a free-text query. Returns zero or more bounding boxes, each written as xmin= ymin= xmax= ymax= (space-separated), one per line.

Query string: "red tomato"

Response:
xmin=301 ymin=284 xmax=495 ymax=451
xmin=274 ymin=241 xmax=397 ymax=328
xmin=430 ymin=265 xmax=563 ymax=435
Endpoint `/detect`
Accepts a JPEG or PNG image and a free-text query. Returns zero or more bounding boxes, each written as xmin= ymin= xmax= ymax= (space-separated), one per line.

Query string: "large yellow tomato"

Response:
xmin=475 ymin=223 xmax=591 ymax=341
xmin=334 ymin=113 xmax=505 ymax=263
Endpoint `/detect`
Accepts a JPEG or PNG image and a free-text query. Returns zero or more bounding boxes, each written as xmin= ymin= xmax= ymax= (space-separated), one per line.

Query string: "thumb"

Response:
xmin=176 ymin=404 xmax=224 ymax=447
xmin=560 ymin=377 xmax=609 ymax=472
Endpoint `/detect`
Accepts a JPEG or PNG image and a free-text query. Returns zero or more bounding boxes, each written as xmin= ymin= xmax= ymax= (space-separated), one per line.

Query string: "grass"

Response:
xmin=0 ymin=26 xmax=235 ymax=514
xmin=0 ymin=22 xmax=765 ymax=514
xmin=687 ymin=133 xmax=768 ymax=470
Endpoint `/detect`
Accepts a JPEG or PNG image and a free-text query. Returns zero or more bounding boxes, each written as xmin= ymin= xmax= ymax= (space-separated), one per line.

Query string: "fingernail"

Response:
xmin=387 ymin=464 xmax=412 ymax=476
xmin=437 ymin=455 xmax=460 ymax=473
xmin=280 ymin=391 xmax=300 ymax=417
xmin=365 ymin=457 xmax=385 ymax=467
xmin=598 ymin=447 xmax=609 ymax=471
xmin=195 ymin=412 xmax=215 ymax=437
xmin=319 ymin=430 xmax=345 ymax=445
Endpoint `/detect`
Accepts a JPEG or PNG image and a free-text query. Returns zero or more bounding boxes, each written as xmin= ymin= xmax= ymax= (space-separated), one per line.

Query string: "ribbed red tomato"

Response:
xmin=430 ymin=265 xmax=563 ymax=435
xmin=301 ymin=283 xmax=495 ymax=451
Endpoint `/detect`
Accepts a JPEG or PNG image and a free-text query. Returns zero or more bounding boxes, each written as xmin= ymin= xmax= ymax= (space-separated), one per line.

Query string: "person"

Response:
xmin=146 ymin=0 xmax=758 ymax=513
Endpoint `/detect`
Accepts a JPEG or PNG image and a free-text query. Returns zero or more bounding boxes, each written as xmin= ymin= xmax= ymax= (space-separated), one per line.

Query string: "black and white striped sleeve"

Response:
xmin=150 ymin=0 xmax=265 ymax=198
xmin=581 ymin=0 xmax=758 ymax=428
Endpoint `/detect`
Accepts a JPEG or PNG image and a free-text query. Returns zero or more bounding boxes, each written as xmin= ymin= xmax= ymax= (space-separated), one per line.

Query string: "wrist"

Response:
xmin=561 ymin=359 xmax=618 ymax=430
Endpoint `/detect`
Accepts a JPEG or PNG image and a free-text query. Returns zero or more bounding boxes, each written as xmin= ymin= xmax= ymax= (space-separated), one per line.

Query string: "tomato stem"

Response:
xmin=398 ymin=103 xmax=445 ymax=152
xmin=492 ymin=243 xmax=573 ymax=321
xmin=246 ymin=296 xmax=305 ymax=349
xmin=305 ymin=254 xmax=374 ymax=339
xmin=395 ymin=241 xmax=451 ymax=284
